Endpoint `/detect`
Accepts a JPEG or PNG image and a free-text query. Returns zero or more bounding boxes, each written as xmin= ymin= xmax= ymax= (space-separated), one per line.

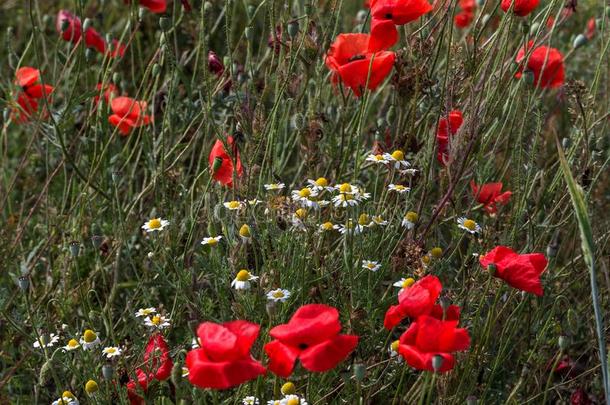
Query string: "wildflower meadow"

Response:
xmin=1 ymin=0 xmax=610 ymax=403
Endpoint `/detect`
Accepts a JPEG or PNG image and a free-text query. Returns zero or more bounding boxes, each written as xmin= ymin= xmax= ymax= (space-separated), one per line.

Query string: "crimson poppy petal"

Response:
xmin=109 ymin=114 xmax=135 ymax=136
xmin=15 ymin=67 xmax=40 ymax=88
xmin=186 ymin=348 xmax=265 ymax=389
xmin=299 ymin=334 xmax=359 ymax=373
xmin=369 ymin=19 xmax=398 ymax=52
xmin=264 ymin=340 xmax=300 ymax=378
xmin=25 ymin=84 xmax=54 ymax=99
xmin=196 ymin=322 xmax=238 ymax=362
xmin=223 ymin=320 xmax=260 ymax=358
xmin=269 ymin=304 xmax=341 ymax=347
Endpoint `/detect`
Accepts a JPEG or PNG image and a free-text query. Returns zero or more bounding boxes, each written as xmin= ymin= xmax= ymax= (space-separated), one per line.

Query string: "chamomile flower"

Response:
xmin=291 ymin=187 xmax=318 ymax=203
xmin=242 ymin=396 xmax=260 ymax=405
xmin=366 ymin=153 xmax=390 ymax=165
xmin=52 ymin=391 xmax=79 ymax=405
xmin=239 ymin=224 xmax=252 ymax=242
xmin=332 ymin=192 xmax=359 ymax=208
xmin=201 ymin=236 xmax=223 ymax=247
xmin=135 ymin=307 xmax=156 ymax=317
xmin=319 ymin=221 xmax=339 ymax=232
xmin=63 ymin=338 xmax=80 ymax=352
xmin=291 ymin=209 xmax=308 ymax=230
xmin=371 ymin=215 xmax=389 ymax=226
xmin=280 ymin=395 xmax=308 ymax=405
xmin=307 ymin=177 xmax=333 ymax=192
xmin=388 ymin=184 xmax=411 ymax=194
xmin=79 ymin=330 xmax=101 ymax=350
xmin=191 ymin=337 xmax=201 ymax=349
xmin=338 ymin=219 xmax=364 ymax=235
xmin=267 ymin=401 xmax=282 ymax=405
xmin=248 ymin=199 xmax=262 ymax=206
xmin=141 ymin=218 xmax=170 ymax=233
xmin=102 ymin=346 xmax=122 ymax=359
xmin=299 ymin=196 xmax=329 ymax=209
xmin=264 ymin=183 xmax=285 ymax=191
xmin=400 ymin=168 xmax=418 ymax=176
xmin=224 ymin=200 xmax=244 ymax=211
xmin=267 ymin=288 xmax=291 ymax=302
xmin=402 ymin=211 xmax=418 ymax=229
xmin=145 ymin=314 xmax=171 ymax=330
xmin=231 ymin=269 xmax=258 ymax=290
xmin=457 ymin=217 xmax=481 ymax=234
xmin=384 ymin=150 xmax=410 ymax=169
xmin=362 ymin=260 xmax=381 ymax=272
xmin=33 ymin=333 xmax=59 ymax=349
xmin=393 ymin=277 xmax=415 ymax=294
xmin=388 ymin=340 xmax=403 ymax=362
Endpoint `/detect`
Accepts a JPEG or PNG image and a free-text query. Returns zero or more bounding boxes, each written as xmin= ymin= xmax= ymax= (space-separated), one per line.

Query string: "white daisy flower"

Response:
xmin=402 ymin=211 xmax=418 ymax=229
xmin=267 ymin=401 xmax=282 ymax=405
xmin=135 ymin=307 xmax=156 ymax=317
xmin=144 ymin=314 xmax=171 ymax=330
xmin=182 ymin=366 xmax=190 ymax=377
xmin=400 ymin=168 xmax=418 ymax=176
xmin=191 ymin=337 xmax=201 ymax=349
xmin=239 ymin=224 xmax=252 ymax=242
xmin=366 ymin=153 xmax=390 ymax=165
xmin=318 ymin=221 xmax=339 ymax=232
xmin=338 ymin=219 xmax=364 ymax=235
xmin=224 ymin=200 xmax=245 ymax=211
xmin=201 ymin=236 xmax=223 ymax=247
xmin=141 ymin=218 xmax=170 ymax=233
xmin=389 ymin=339 xmax=403 ymax=363
xmin=33 ymin=333 xmax=59 ymax=349
xmin=332 ymin=193 xmax=359 ymax=208
xmin=362 ymin=260 xmax=381 ymax=272
xmin=264 ymin=183 xmax=285 ymax=191
xmin=266 ymin=288 xmax=291 ymax=302
xmin=62 ymin=338 xmax=80 ymax=352
xmin=231 ymin=270 xmax=259 ymax=290
xmin=306 ymin=177 xmax=333 ymax=192
xmin=79 ymin=330 xmax=101 ymax=351
xmin=393 ymin=277 xmax=415 ymax=294
xmin=248 ymin=199 xmax=262 ymax=206
xmin=383 ymin=150 xmax=410 ymax=169
xmin=102 ymin=346 xmax=122 ymax=359
xmin=242 ymin=396 xmax=260 ymax=405
xmin=291 ymin=209 xmax=308 ymax=231
xmin=280 ymin=395 xmax=308 ymax=405
xmin=457 ymin=217 xmax=481 ymax=234
xmin=291 ymin=187 xmax=318 ymax=202
xmin=388 ymin=184 xmax=411 ymax=194
xmin=52 ymin=391 xmax=79 ymax=405
xmin=371 ymin=215 xmax=389 ymax=226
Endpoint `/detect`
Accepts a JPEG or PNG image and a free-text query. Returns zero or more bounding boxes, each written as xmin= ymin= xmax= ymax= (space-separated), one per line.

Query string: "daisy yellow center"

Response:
xmin=295 ymin=208 xmax=307 ymax=219
xmin=374 ymin=154 xmax=384 ymax=161
xmin=406 ymin=211 xmax=418 ymax=222
xmin=106 ymin=347 xmax=117 ymax=354
xmin=236 ymin=270 xmax=250 ymax=282
xmin=83 ymin=330 xmax=97 ymax=343
xmin=67 ymin=339 xmax=79 ymax=348
xmin=422 ymin=255 xmax=431 ymax=264
xmin=286 ymin=399 xmax=299 ymax=405
xmin=394 ymin=185 xmax=406 ymax=191
xmin=85 ymin=380 xmax=99 ymax=394
xmin=62 ymin=391 xmax=75 ymax=399
xmin=148 ymin=218 xmax=161 ymax=229
xmin=339 ymin=183 xmax=352 ymax=193
xmin=227 ymin=201 xmax=240 ymax=209
xmin=366 ymin=263 xmax=376 ymax=269
xmin=402 ymin=277 xmax=415 ymax=288
xmin=272 ymin=290 xmax=285 ymax=298
xmin=391 ymin=150 xmax=404 ymax=161
xmin=430 ymin=247 xmax=443 ymax=258
xmin=322 ymin=222 xmax=334 ymax=230
xmin=315 ymin=177 xmax=328 ymax=187
xmin=373 ymin=216 xmax=384 ymax=223
xmin=358 ymin=214 xmax=369 ymax=226
xmin=391 ymin=340 xmax=400 ymax=352
xmin=207 ymin=238 xmax=218 ymax=246
xmin=341 ymin=193 xmax=354 ymax=201
xmin=281 ymin=382 xmax=296 ymax=395
xmin=298 ymin=188 xmax=311 ymax=198
xmin=151 ymin=315 xmax=161 ymax=325
xmin=239 ymin=224 xmax=251 ymax=237
xmin=463 ymin=219 xmax=476 ymax=231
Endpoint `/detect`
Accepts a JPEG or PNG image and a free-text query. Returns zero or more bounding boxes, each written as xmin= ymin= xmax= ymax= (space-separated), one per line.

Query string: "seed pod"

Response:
xmin=281 ymin=381 xmax=296 ymax=395
xmin=85 ymin=48 xmax=95 ymax=62
xmin=573 ymin=34 xmax=587 ymax=49
xmin=287 ymin=20 xmax=299 ymax=39
xmin=83 ymin=18 xmax=92 ymax=32
xmin=353 ymin=363 xmax=367 ymax=382
xmin=522 ymin=70 xmax=535 ymax=85
xmin=431 ymin=355 xmax=444 ymax=372
xmin=159 ymin=17 xmax=172 ymax=31
xmin=529 ymin=22 xmax=540 ymax=35
xmin=245 ymin=26 xmax=254 ymax=41
xmin=69 ymin=241 xmax=80 ymax=257
xmin=91 ymin=235 xmax=103 ymax=249
xmin=102 ymin=364 xmax=114 ymax=380
xmin=18 ymin=276 xmax=29 ymax=291
xmin=561 ymin=137 xmax=571 ymax=149
xmin=112 ymin=72 xmax=120 ymax=84
xmin=558 ymin=335 xmax=569 ymax=351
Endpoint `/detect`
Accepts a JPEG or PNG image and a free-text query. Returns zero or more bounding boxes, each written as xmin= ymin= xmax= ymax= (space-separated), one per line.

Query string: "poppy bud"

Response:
xmin=387 ymin=105 xmax=396 ymax=123
xmin=353 ymin=363 xmax=367 ymax=382
xmin=42 ymin=14 xmax=52 ymax=27
xmin=466 ymin=396 xmax=478 ymax=405
xmin=247 ymin=5 xmax=256 ymax=18
xmin=521 ymin=70 xmax=535 ymax=85
xmin=558 ymin=335 xmax=569 ymax=351
xmin=91 ymin=235 xmax=103 ymax=249
xmin=102 ymin=364 xmax=114 ymax=380
xmin=476 ymin=0 xmax=485 ymax=6
xmin=112 ymin=72 xmax=120 ymax=84
xmin=266 ymin=300 xmax=277 ymax=317
xmin=83 ymin=18 xmax=92 ymax=32
xmin=356 ymin=10 xmax=368 ymax=23
xmin=105 ymin=33 xmax=112 ymax=45
xmin=529 ymin=22 xmax=540 ymax=35
xmin=60 ymin=18 xmax=70 ymax=33
xmin=546 ymin=231 xmax=560 ymax=258
xmin=152 ymin=63 xmax=161 ymax=77
xmin=3 ymin=108 xmax=11 ymax=122
xmin=290 ymin=113 xmax=305 ymax=130
xmin=431 ymin=354 xmax=444 ymax=372
xmin=245 ymin=26 xmax=254 ymax=41
xmin=18 ymin=276 xmax=29 ymax=291
xmin=281 ymin=382 xmax=296 ymax=395
xmin=572 ymin=34 xmax=587 ymax=49
xmin=138 ymin=7 xmax=146 ymax=20
xmin=487 ymin=263 xmax=497 ymax=275
xmin=69 ymin=241 xmax=80 ymax=257
xmin=204 ymin=2 xmax=213 ymax=13
xmin=207 ymin=51 xmax=224 ymax=75
xmin=159 ymin=17 xmax=172 ymax=31
xmin=39 ymin=360 xmax=52 ymax=384
xmin=287 ymin=20 xmax=299 ymax=39
xmin=85 ymin=48 xmax=95 ymax=62
xmin=561 ymin=137 xmax=571 ymax=149
xmin=521 ymin=21 xmax=530 ymax=34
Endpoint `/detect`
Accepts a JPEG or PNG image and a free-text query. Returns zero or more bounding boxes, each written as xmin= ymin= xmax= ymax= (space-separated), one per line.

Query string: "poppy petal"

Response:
xmin=299 ymin=334 xmax=359 ymax=373
xmin=264 ymin=340 xmax=300 ymax=378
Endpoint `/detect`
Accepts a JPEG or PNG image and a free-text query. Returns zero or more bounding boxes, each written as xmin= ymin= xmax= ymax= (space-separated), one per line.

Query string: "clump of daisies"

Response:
xmin=52 ymin=390 xmax=79 ymax=405
xmin=332 ymin=182 xmax=370 ymax=208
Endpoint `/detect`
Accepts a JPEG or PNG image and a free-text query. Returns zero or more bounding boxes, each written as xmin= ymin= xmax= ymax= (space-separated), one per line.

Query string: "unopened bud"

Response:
xmin=83 ymin=18 xmax=92 ymax=32
xmin=18 ymin=276 xmax=29 ymax=291
xmin=522 ymin=70 xmax=535 ymax=85
xmin=102 ymin=364 xmax=114 ymax=380
xmin=287 ymin=20 xmax=299 ymax=39
xmin=572 ymin=34 xmax=587 ymax=49
xmin=85 ymin=379 xmax=99 ymax=394
xmin=69 ymin=241 xmax=80 ymax=257
xmin=353 ymin=363 xmax=366 ymax=382
xmin=529 ymin=22 xmax=540 ymax=35
xmin=487 ymin=263 xmax=497 ymax=275
xmin=432 ymin=355 xmax=444 ymax=372
xmin=91 ymin=235 xmax=103 ymax=249
xmin=281 ymin=381 xmax=296 ymax=395
xmin=245 ymin=26 xmax=254 ymax=41
xmin=558 ymin=335 xmax=569 ymax=351
xmin=171 ymin=361 xmax=183 ymax=386
xmin=112 ymin=72 xmax=120 ymax=84
xmin=159 ymin=17 xmax=172 ymax=31
xmin=561 ymin=137 xmax=571 ymax=150
xmin=85 ymin=48 xmax=95 ymax=62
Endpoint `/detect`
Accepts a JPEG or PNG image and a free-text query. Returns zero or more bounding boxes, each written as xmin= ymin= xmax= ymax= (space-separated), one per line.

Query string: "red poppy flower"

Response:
xmin=94 ymin=83 xmax=119 ymax=106
xmin=126 ymin=334 xmax=173 ymax=405
xmin=56 ymin=10 xmax=125 ymax=57
xmin=470 ymin=181 xmax=512 ymax=214
xmin=369 ymin=0 xmax=433 ymax=25
xmin=436 ymin=110 xmax=463 ymax=165
xmin=185 ymin=320 xmax=266 ymax=389
xmin=126 ymin=0 xmax=167 ymax=13
xmin=585 ymin=18 xmax=596 ymax=40
xmin=454 ymin=0 xmax=476 ymax=28
xmin=208 ymin=136 xmax=243 ymax=187
xmin=479 ymin=246 xmax=548 ymax=296
xmin=429 ymin=303 xmax=461 ymax=321
xmin=108 ymin=96 xmax=151 ymax=136
xmin=264 ymin=304 xmax=359 ymax=377
xmin=501 ymin=0 xmax=539 ymax=17
xmin=325 ymin=33 xmax=396 ymax=96
xmin=384 ymin=275 xmax=442 ymax=329
xmin=397 ymin=315 xmax=470 ymax=372
xmin=13 ymin=67 xmax=54 ymax=123
xmin=515 ymin=41 xmax=565 ymax=89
